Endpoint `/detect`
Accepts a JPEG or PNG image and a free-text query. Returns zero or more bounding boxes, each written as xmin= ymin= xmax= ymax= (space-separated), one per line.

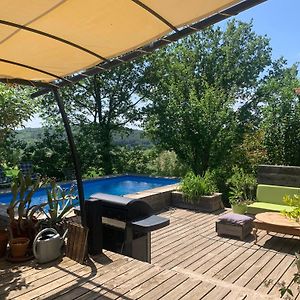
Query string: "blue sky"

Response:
xmin=230 ymin=0 xmax=300 ymax=66
xmin=24 ymin=0 xmax=300 ymax=128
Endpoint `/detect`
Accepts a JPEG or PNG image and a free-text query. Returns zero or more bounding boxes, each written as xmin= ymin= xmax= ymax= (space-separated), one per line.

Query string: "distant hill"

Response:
xmin=15 ymin=127 xmax=152 ymax=148
xmin=15 ymin=127 xmax=44 ymax=143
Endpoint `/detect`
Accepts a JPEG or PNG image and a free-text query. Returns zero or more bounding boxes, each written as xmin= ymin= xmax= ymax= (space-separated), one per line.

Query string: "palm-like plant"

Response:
xmin=39 ymin=179 xmax=76 ymax=230
xmin=7 ymin=172 xmax=46 ymax=240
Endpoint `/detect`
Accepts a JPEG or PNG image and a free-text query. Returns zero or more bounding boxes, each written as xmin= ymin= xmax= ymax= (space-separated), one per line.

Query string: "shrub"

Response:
xmin=180 ymin=171 xmax=217 ymax=203
xmin=152 ymin=150 xmax=190 ymax=177
xmin=226 ymin=166 xmax=256 ymax=205
xmin=282 ymin=194 xmax=300 ymax=222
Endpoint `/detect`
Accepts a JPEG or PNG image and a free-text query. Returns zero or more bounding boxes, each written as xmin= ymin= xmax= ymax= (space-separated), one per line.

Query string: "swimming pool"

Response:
xmin=0 ymin=175 xmax=179 ymax=206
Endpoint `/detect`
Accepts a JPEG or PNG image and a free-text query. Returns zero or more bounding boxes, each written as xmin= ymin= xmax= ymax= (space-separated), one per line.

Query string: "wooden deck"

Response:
xmin=1 ymin=208 xmax=299 ymax=299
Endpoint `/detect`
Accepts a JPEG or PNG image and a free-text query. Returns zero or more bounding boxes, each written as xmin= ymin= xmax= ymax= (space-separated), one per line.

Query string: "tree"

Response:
xmin=0 ymin=84 xmax=34 ymax=163
xmin=143 ymin=20 xmax=272 ymax=175
xmin=260 ymin=59 xmax=300 ymax=165
xmin=39 ymin=61 xmax=148 ymax=174
xmin=22 ymin=127 xmax=72 ymax=180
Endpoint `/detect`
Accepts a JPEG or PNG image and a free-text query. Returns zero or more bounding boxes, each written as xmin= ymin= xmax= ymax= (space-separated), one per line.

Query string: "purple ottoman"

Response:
xmin=216 ymin=213 xmax=253 ymax=240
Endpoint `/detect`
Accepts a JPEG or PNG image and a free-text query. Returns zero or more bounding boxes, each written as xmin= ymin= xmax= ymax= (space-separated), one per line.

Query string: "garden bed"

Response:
xmin=171 ymin=191 xmax=223 ymax=212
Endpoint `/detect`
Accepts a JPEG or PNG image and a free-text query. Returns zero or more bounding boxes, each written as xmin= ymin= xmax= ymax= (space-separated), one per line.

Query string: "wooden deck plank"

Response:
xmin=1 ymin=208 xmax=298 ymax=300
xmin=151 ymin=212 xmax=220 ymax=251
xmin=152 ymin=226 xmax=214 ymax=261
xmin=8 ymin=262 xmax=88 ymax=299
xmin=201 ymin=285 xmax=231 ymax=300
xmin=9 ymin=253 xmax=127 ymax=300
xmin=139 ymin=273 xmax=189 ymax=300
xmin=256 ymin=255 xmax=294 ymax=294
xmin=245 ymin=236 xmax=297 ymax=291
xmin=180 ymin=281 xmax=216 ymax=300
xmin=222 ymin=290 xmax=248 ymax=300
xmin=162 ymin=238 xmax=225 ymax=269
xmin=201 ymin=242 xmax=250 ymax=277
xmin=151 ymin=220 xmax=217 ymax=257
xmin=268 ymin=257 xmax=299 ymax=297
xmin=109 ymin=266 xmax=165 ymax=300
xmin=224 ymin=234 xmax=287 ymax=285
xmin=92 ymin=261 xmax=158 ymax=300
xmin=153 ymin=230 xmax=221 ymax=267
xmin=0 ymin=258 xmax=78 ymax=298
xmin=151 ymin=209 xmax=227 ymax=244
xmin=122 ymin=269 xmax=175 ymax=299
xmin=159 ymin=278 xmax=201 ymax=300
xmin=232 ymin=250 xmax=278 ymax=286
xmin=212 ymin=233 xmax=271 ymax=281
xmin=192 ymin=240 xmax=241 ymax=273
xmin=43 ymin=258 xmax=141 ymax=300
xmin=176 ymin=237 xmax=238 ymax=270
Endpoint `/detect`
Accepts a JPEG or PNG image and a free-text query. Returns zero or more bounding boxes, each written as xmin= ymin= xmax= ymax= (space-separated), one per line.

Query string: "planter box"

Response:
xmin=171 ymin=191 xmax=223 ymax=212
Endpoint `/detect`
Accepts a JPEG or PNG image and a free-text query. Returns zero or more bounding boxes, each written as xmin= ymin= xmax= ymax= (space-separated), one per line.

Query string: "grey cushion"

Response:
xmin=218 ymin=213 xmax=253 ymax=225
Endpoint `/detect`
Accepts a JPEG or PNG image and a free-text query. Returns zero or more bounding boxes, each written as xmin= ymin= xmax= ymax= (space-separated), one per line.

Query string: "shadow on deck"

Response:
xmin=0 ymin=208 xmax=299 ymax=299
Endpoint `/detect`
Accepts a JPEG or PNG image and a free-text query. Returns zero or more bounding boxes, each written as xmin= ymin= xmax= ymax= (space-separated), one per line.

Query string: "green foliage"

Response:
xmin=112 ymin=146 xmax=157 ymax=175
xmin=278 ymin=261 xmax=300 ymax=298
xmin=233 ymin=130 xmax=268 ymax=174
xmin=112 ymin=147 xmax=189 ymax=177
xmin=39 ymin=178 xmax=75 ymax=228
xmin=39 ymin=61 xmax=148 ymax=175
xmin=180 ymin=172 xmax=217 ymax=203
xmin=22 ymin=127 xmax=72 ymax=180
xmin=0 ymin=84 xmax=34 ymax=164
xmin=282 ymin=194 xmax=300 ymax=222
xmin=143 ymin=20 xmax=272 ymax=175
xmin=151 ymin=151 xmax=190 ymax=177
xmin=261 ymin=59 xmax=300 ymax=166
xmin=227 ymin=167 xmax=257 ymax=205
xmin=7 ymin=172 xmax=46 ymax=238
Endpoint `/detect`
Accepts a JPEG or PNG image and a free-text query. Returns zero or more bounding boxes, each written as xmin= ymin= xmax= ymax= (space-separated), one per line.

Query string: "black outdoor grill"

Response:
xmin=78 ymin=193 xmax=169 ymax=262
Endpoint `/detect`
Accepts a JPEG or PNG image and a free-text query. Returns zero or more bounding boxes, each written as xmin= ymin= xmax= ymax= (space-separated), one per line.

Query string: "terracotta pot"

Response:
xmin=0 ymin=229 xmax=9 ymax=257
xmin=10 ymin=237 xmax=30 ymax=258
xmin=10 ymin=218 xmax=37 ymax=246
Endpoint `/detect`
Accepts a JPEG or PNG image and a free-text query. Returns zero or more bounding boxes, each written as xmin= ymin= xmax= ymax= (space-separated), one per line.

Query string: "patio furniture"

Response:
xmin=75 ymin=193 xmax=169 ymax=263
xmin=66 ymin=222 xmax=88 ymax=264
xmin=253 ymin=212 xmax=300 ymax=244
xmin=216 ymin=213 xmax=253 ymax=240
xmin=247 ymin=184 xmax=298 ymax=215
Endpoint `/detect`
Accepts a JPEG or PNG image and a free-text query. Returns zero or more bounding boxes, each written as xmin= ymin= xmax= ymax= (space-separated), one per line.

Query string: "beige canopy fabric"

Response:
xmin=0 ymin=0 xmax=264 ymax=85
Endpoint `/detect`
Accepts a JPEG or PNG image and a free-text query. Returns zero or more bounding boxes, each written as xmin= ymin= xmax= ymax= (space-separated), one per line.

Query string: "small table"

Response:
xmin=253 ymin=212 xmax=300 ymax=243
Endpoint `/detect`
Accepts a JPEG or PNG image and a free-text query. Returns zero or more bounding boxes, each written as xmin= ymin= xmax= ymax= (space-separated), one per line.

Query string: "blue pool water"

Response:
xmin=0 ymin=175 xmax=179 ymax=206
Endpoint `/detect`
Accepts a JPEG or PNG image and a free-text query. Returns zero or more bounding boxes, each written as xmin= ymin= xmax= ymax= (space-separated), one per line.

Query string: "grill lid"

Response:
xmin=90 ymin=193 xmax=153 ymax=221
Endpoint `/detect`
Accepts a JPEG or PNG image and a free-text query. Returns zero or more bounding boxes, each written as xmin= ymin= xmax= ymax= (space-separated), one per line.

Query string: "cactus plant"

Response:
xmin=38 ymin=178 xmax=76 ymax=233
xmin=7 ymin=172 xmax=46 ymax=242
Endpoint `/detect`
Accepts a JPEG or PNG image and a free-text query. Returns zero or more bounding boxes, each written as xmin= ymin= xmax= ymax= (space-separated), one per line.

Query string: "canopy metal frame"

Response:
xmin=0 ymin=0 xmax=266 ymax=227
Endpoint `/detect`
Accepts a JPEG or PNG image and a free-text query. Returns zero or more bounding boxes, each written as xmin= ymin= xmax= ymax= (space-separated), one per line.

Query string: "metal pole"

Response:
xmin=52 ymin=87 xmax=87 ymax=227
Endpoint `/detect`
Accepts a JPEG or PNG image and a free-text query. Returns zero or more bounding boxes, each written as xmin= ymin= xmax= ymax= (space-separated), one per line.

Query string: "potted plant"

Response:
xmin=282 ymin=194 xmax=300 ymax=222
xmin=227 ymin=167 xmax=256 ymax=214
xmin=32 ymin=179 xmax=75 ymax=264
xmin=6 ymin=172 xmax=46 ymax=257
xmin=0 ymin=229 xmax=8 ymax=257
xmin=9 ymin=237 xmax=30 ymax=258
xmin=38 ymin=178 xmax=76 ymax=234
xmin=172 ymin=171 xmax=223 ymax=212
